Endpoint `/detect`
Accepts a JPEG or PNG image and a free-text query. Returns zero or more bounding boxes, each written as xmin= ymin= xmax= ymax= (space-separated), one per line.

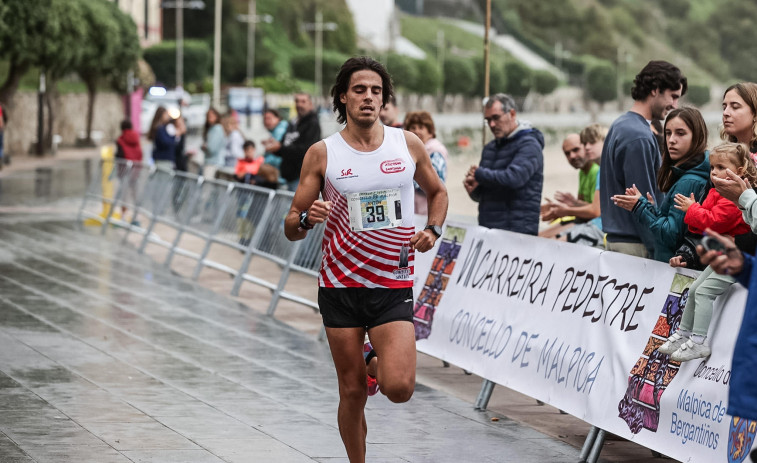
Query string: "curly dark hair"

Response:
xmin=630 ymin=61 xmax=688 ymax=101
xmin=330 ymin=56 xmax=394 ymax=125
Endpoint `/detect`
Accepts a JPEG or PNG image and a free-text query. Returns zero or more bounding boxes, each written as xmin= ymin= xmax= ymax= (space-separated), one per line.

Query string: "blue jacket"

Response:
xmin=472 ymin=122 xmax=544 ymax=234
xmin=631 ymin=152 xmax=710 ymax=262
xmin=152 ymin=124 xmax=177 ymax=162
xmin=732 ymin=253 xmax=757 ymax=420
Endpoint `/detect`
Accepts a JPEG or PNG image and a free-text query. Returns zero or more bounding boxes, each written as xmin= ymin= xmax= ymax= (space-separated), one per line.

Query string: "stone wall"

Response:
xmin=3 ymin=91 xmax=124 ymax=156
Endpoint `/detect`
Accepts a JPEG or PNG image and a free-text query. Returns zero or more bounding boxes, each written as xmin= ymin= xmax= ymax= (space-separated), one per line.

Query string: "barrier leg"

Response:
xmin=231 ymin=192 xmax=275 ymax=296
xmin=474 ymin=379 xmax=495 ymax=410
xmin=138 ymin=183 xmax=174 ymax=254
xmin=587 ymin=429 xmax=606 ymax=463
xmin=578 ymin=426 xmax=599 ymax=462
xmin=165 ymin=178 xmax=203 ymax=267
xmin=192 ymin=183 xmax=234 ymax=280
xmin=101 ymin=162 xmax=132 ymax=235
xmin=267 ymin=241 xmax=301 ymax=316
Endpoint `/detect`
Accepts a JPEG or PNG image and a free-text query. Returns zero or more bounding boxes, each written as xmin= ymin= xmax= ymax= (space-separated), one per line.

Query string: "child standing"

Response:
xmin=234 ymin=140 xmax=264 ymax=184
xmin=659 ymin=142 xmax=757 ymax=361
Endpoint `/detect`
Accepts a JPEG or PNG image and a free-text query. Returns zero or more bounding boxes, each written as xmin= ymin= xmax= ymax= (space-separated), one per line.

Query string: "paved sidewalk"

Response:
xmin=0 ymin=214 xmax=581 ymax=462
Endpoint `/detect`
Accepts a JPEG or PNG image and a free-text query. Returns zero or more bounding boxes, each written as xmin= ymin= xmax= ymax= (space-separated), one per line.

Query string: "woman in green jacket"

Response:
xmin=611 ymin=107 xmax=710 ymax=262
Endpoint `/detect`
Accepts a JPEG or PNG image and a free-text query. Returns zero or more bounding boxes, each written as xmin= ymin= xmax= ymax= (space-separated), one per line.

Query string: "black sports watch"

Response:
xmin=299 ymin=210 xmax=314 ymax=230
xmin=424 ymin=224 xmax=442 ymax=239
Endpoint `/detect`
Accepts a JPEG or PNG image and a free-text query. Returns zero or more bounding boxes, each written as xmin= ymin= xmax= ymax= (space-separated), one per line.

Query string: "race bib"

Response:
xmin=346 ymin=189 xmax=402 ymax=232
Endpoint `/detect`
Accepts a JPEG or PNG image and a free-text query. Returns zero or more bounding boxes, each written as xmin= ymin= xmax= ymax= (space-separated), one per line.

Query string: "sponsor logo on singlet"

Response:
xmin=337 ymin=167 xmax=358 ymax=180
xmin=380 ymin=158 xmax=406 ymax=174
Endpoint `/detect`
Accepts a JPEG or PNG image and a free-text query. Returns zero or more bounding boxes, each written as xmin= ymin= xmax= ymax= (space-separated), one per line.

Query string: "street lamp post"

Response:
xmin=161 ymin=1 xmax=205 ymax=90
xmin=302 ymin=11 xmax=337 ymax=103
xmin=236 ymin=0 xmax=273 ymax=86
xmin=213 ymin=0 xmax=222 ymax=108
xmin=176 ymin=0 xmax=183 ymax=89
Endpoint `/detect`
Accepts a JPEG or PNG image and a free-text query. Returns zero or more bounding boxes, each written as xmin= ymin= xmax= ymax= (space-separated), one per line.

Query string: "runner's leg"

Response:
xmin=367 ymin=320 xmax=416 ymax=403
xmin=325 ymin=326 xmax=369 ymax=463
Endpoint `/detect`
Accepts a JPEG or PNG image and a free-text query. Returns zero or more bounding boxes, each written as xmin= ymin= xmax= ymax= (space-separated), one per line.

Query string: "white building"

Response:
xmin=109 ymin=0 xmax=162 ymax=47
xmin=344 ymin=0 xmax=426 ymax=59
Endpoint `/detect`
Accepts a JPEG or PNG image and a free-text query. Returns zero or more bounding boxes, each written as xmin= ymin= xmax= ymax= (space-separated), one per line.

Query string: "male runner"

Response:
xmin=284 ymin=56 xmax=448 ymax=463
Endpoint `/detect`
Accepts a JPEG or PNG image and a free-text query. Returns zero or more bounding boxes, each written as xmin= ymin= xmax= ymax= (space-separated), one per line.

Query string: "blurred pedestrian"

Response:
xmin=147 ymin=106 xmax=181 ymax=170
xmin=263 ymin=92 xmax=321 ymax=191
xmin=404 ymin=110 xmax=447 ymax=216
xmin=202 ymin=107 xmax=226 ymax=175
xmin=172 ymin=115 xmax=188 ymax=172
xmin=115 ymin=119 xmax=144 ymax=223
xmin=380 ymin=95 xmax=402 ymax=128
xmin=223 ymin=114 xmax=245 ymax=167
xmin=262 ymin=108 xmax=288 ymax=187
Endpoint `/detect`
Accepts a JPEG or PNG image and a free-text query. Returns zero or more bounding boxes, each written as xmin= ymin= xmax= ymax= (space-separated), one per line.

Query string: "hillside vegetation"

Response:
xmin=486 ymin=0 xmax=756 ymax=85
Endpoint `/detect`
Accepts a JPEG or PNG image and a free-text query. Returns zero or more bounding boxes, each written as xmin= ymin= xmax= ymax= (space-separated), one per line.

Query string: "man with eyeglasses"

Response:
xmin=463 ymin=93 xmax=544 ymax=234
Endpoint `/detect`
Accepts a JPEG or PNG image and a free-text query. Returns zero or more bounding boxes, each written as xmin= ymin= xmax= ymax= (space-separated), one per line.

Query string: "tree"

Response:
xmin=143 ymin=41 xmax=212 ymax=88
xmin=42 ymin=0 xmax=89 ymax=149
xmin=407 ymin=59 xmax=440 ymax=96
xmin=0 ymin=1 xmax=54 ymax=105
xmin=710 ymin=0 xmax=757 ymax=81
xmin=532 ymin=70 xmax=559 ymax=95
xmin=76 ymin=0 xmax=121 ymax=144
xmin=104 ymin=1 xmax=141 ymax=93
xmin=442 ymin=56 xmax=475 ymax=96
xmin=685 ymin=84 xmax=711 ymax=108
xmin=386 ymin=54 xmax=419 ymax=92
xmin=474 ymin=57 xmax=506 ymax=98
xmin=504 ymin=61 xmax=532 ymax=98
xmin=585 ymin=61 xmax=616 ymax=104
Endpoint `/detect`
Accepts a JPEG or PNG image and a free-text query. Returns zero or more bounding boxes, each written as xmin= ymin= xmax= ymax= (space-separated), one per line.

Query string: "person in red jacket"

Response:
xmin=115 ymin=120 xmax=143 ymax=223
xmin=658 ymin=142 xmax=757 ymax=361
xmin=116 ymin=120 xmax=143 ymax=162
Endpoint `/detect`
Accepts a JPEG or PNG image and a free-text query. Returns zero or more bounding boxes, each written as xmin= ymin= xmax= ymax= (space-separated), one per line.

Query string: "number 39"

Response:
xmin=365 ymin=204 xmax=385 ymax=223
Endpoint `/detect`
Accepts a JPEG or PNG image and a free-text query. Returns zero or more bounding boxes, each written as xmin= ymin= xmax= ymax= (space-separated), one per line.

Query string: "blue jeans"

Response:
xmin=286 ymin=179 xmax=299 ymax=192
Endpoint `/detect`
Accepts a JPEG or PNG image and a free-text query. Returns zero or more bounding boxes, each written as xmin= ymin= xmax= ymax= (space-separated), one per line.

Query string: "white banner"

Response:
xmin=412 ymin=220 xmax=757 ymax=462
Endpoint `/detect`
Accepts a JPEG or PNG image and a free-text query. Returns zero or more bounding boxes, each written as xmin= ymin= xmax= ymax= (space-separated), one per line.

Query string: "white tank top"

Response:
xmin=319 ymin=126 xmax=416 ymax=288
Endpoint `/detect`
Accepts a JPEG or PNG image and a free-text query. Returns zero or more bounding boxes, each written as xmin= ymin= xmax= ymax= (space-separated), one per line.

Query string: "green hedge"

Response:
xmin=532 ymin=70 xmax=559 ymax=95
xmin=290 ymin=50 xmax=349 ymax=93
xmin=504 ymin=61 xmax=532 ymax=97
xmin=585 ymin=61 xmax=616 ymax=104
xmin=143 ymin=40 xmax=211 ymax=88
xmin=443 ymin=56 xmax=476 ymax=96
xmin=685 ymin=84 xmax=711 ymax=107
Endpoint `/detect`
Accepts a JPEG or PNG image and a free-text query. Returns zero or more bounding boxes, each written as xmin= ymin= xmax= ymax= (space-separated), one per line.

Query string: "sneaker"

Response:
xmin=658 ymin=332 xmax=687 ymax=355
xmin=670 ymin=340 xmax=711 ymax=362
xmin=363 ymin=342 xmax=379 ymax=396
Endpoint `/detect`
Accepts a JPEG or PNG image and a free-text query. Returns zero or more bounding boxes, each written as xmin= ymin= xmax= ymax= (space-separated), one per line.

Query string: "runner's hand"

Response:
xmin=307 ymin=200 xmax=332 ymax=225
xmin=410 ymin=230 xmax=436 ymax=252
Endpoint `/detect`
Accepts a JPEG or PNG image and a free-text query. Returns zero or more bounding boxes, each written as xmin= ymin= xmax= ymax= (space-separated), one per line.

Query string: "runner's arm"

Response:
xmin=284 ymin=141 xmax=327 ymax=241
xmin=406 ymin=131 xmax=448 ymax=249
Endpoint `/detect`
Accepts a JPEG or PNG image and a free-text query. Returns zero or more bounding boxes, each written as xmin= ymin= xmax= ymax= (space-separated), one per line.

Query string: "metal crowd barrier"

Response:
xmin=79 ymin=159 xmax=325 ymax=328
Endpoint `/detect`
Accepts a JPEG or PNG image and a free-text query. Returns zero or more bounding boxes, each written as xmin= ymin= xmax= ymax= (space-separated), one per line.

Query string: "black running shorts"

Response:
xmin=317 ymin=287 xmax=414 ymax=329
